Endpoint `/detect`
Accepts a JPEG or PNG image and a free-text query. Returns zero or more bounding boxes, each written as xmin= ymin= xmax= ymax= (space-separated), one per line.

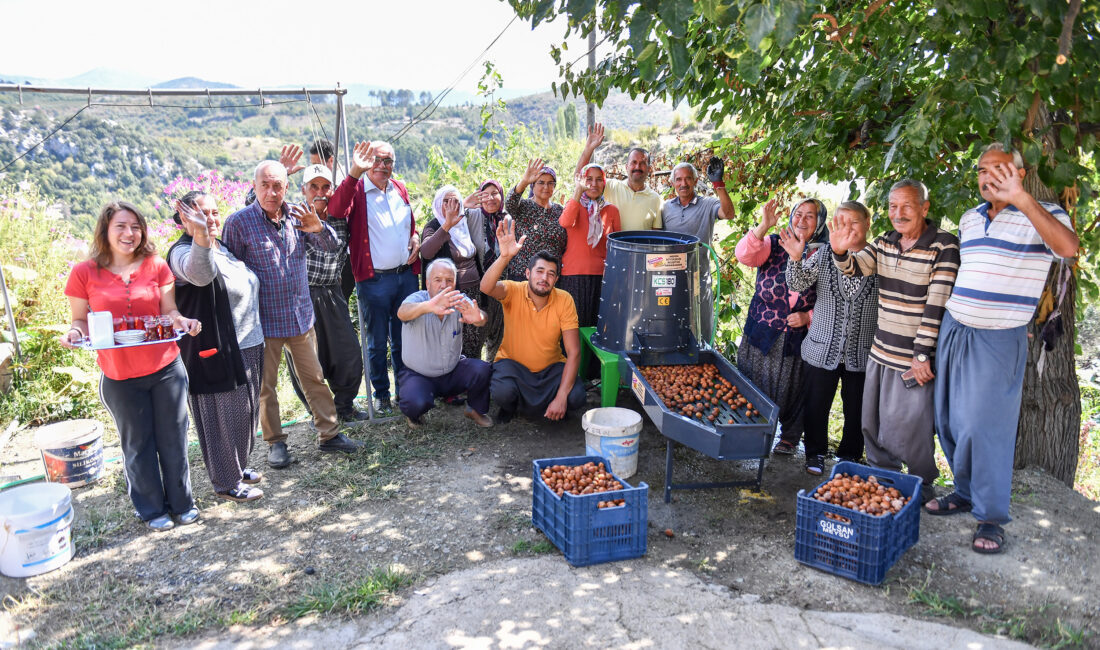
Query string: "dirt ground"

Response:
xmin=1 ymin=386 xmax=1097 ymax=648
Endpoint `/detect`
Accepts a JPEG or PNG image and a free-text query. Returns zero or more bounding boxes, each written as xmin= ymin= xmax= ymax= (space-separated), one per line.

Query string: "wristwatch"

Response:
xmin=915 ymin=353 xmax=929 ymax=363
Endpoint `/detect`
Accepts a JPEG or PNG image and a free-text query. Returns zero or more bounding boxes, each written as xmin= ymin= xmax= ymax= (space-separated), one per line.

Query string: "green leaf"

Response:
xmin=969 ymin=95 xmax=994 ymax=124
xmin=668 ymin=39 xmax=692 ymax=82
xmin=851 ymin=76 xmax=873 ymax=98
xmin=737 ymin=51 xmax=764 ymax=85
xmin=883 ymin=136 xmax=903 ymax=172
xmin=629 ymin=9 xmax=654 ymax=54
xmin=530 ymin=0 xmax=556 ymax=28
xmin=637 ymin=42 xmax=659 ymax=82
xmin=884 ymin=119 xmax=904 ymax=143
xmin=658 ymin=0 xmax=695 ymax=39
xmin=743 ymin=3 xmax=777 ymax=51
xmin=565 ymin=0 xmax=597 ymax=20
xmin=773 ymin=0 xmax=804 ymax=47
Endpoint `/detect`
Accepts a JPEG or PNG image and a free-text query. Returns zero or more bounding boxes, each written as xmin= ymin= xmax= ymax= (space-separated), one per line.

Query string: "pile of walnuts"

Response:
xmin=812 ymin=473 xmax=909 ymax=517
xmin=639 ymin=363 xmax=760 ymax=423
xmin=540 ymin=461 xmax=626 ymax=508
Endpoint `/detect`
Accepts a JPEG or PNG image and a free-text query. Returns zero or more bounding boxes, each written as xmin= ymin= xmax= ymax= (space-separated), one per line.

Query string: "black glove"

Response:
xmin=706 ymin=157 xmax=725 ymax=183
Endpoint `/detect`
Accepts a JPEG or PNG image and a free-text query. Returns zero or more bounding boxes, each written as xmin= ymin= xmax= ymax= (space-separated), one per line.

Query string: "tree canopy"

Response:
xmin=509 ymin=0 xmax=1098 ymax=250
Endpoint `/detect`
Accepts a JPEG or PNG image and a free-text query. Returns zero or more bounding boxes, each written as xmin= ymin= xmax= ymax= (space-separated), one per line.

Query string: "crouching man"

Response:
xmin=397 ymin=259 xmax=493 ymax=428
xmin=480 ymin=218 xmax=586 ymax=422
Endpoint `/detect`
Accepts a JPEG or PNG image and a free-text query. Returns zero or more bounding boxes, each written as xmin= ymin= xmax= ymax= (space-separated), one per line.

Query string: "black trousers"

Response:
xmin=802 ymin=363 xmax=865 ymax=459
xmin=288 ymin=283 xmax=364 ymax=414
xmin=99 ymin=357 xmax=194 ymax=521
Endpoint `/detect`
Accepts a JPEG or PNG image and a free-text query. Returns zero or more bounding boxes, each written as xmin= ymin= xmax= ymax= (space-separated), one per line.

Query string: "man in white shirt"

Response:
xmin=328 ymin=141 xmax=421 ymax=412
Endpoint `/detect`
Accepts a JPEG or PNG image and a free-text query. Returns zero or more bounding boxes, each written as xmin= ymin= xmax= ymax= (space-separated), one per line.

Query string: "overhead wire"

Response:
xmin=389 ymin=15 xmax=518 ymax=142
xmin=0 ymin=104 xmax=90 ymax=173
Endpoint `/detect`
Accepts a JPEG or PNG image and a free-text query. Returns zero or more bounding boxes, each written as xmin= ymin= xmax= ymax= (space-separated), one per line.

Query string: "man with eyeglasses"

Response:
xmin=329 ymin=141 xmax=421 ymax=413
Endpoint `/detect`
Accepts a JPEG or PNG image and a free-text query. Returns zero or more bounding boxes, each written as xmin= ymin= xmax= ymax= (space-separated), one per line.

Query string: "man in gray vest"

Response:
xmin=397 ymin=259 xmax=493 ymax=428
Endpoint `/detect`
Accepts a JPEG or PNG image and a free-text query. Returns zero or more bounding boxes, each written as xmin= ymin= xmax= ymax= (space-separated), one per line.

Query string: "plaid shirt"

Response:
xmin=221 ymin=201 xmax=339 ymax=339
xmin=305 ymin=215 xmax=349 ymax=287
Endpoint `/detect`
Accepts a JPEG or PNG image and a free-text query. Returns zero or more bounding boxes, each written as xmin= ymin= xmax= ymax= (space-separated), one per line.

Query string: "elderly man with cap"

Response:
xmin=221 ymin=161 xmax=365 ymax=469
xmin=283 ymin=164 xmax=368 ymax=424
xmin=575 ymin=122 xmax=662 ymax=231
xmin=661 ymin=161 xmax=735 ymax=343
xmin=397 ymin=259 xmax=493 ymax=428
xmin=329 ymin=140 xmax=422 ymax=414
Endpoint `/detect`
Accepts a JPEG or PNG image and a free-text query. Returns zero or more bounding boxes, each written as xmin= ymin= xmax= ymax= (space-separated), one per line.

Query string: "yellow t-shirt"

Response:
xmin=495 ymin=280 xmax=579 ymax=372
xmin=604 ymin=179 xmax=662 ymax=231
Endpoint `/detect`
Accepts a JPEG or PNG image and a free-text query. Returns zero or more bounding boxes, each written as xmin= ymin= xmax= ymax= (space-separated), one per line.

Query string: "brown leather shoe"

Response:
xmin=464 ymin=407 xmax=493 ymax=428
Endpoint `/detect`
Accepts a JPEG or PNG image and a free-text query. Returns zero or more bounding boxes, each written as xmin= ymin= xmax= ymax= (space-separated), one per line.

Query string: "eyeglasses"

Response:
xmin=534 ymin=180 xmax=556 ymax=187
xmin=371 ymin=157 xmax=396 ymax=168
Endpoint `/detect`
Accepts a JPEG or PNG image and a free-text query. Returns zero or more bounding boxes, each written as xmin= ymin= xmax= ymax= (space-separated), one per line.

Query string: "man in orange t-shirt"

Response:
xmin=480 ymin=218 xmax=587 ymax=423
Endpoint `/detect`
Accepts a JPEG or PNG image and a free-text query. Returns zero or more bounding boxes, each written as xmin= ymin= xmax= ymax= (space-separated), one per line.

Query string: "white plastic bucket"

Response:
xmin=34 ymin=419 xmax=104 ymax=488
xmin=0 ymin=482 xmax=75 ymax=578
xmin=582 ymin=407 xmax=644 ymax=478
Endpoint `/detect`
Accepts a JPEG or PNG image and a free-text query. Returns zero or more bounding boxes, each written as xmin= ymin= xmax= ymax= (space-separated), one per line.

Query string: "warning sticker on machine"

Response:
xmin=651 ymin=275 xmax=676 ymax=288
xmin=655 ymin=288 xmax=673 ymax=296
xmin=645 ymin=253 xmax=687 ymax=271
xmin=631 ymin=373 xmax=645 ymax=402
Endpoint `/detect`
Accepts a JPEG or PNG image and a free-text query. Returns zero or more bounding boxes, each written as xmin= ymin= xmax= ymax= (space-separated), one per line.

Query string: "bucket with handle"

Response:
xmin=33 ymin=419 xmax=104 ymax=487
xmin=0 ymin=482 xmax=75 ymax=578
xmin=583 ymin=407 xmax=644 ymax=478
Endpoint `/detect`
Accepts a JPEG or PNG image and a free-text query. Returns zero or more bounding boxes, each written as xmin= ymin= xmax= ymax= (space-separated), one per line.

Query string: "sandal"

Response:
xmin=216 ymin=485 xmax=263 ymax=503
xmin=772 ymin=440 xmax=797 ymax=456
xmin=241 ymin=469 xmax=263 ymax=485
xmin=924 ymin=492 xmax=972 ymax=516
xmin=972 ymin=522 xmax=1005 ymax=554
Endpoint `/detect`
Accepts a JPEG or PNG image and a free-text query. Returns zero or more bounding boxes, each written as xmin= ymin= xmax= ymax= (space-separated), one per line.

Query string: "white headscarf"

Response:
xmin=432 ymin=185 xmax=475 ymax=258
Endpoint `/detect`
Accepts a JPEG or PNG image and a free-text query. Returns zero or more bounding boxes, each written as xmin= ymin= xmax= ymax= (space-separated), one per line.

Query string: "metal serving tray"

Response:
xmin=78 ymin=330 xmax=184 ymax=351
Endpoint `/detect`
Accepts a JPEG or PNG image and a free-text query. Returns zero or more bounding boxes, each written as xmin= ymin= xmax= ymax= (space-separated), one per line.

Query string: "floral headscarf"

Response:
xmin=579 ymin=163 xmax=607 ymax=248
xmin=527 ymin=165 xmax=558 ymax=199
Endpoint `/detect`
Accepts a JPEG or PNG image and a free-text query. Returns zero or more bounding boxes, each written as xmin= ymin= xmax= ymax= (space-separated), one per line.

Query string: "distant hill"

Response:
xmin=154 ymin=77 xmax=239 ymax=89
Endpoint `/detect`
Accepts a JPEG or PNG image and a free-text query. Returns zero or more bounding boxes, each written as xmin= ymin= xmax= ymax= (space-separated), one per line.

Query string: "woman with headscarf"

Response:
xmin=504 ymin=158 xmax=567 ymax=281
xmin=464 ymin=179 xmax=508 ymax=361
xmin=734 ymin=198 xmax=827 ymax=457
xmin=784 ymin=201 xmax=878 ymax=476
xmin=558 ymin=163 xmax=621 ymax=327
xmin=167 ymin=190 xmax=266 ymax=502
xmin=420 ymin=185 xmax=486 ymax=358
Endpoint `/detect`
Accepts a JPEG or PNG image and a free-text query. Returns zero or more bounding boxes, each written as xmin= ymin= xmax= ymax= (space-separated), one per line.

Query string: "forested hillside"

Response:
xmin=0 ymin=82 xmax=677 ymax=233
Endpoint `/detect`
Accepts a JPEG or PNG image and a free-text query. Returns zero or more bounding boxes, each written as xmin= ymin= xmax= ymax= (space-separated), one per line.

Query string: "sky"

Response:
xmin=0 ymin=0 xmax=584 ymax=94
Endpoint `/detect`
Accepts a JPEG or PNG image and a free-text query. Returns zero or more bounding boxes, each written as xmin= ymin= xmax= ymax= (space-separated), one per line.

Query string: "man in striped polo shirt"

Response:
xmin=830 ymin=180 xmax=960 ymax=504
xmin=925 ymin=144 xmax=1078 ymax=555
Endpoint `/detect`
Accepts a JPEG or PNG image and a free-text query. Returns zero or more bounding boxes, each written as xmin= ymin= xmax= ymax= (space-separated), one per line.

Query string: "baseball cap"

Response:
xmin=302 ymin=164 xmax=332 ymax=184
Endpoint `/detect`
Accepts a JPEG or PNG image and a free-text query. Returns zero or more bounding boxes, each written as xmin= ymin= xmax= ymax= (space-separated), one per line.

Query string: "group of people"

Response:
xmin=58 ymin=125 xmax=1077 ymax=557
xmin=734 ymin=144 xmax=1077 ymax=555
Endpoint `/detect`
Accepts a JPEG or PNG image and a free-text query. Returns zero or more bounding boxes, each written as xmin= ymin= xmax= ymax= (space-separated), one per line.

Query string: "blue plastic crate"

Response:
xmin=794 ymin=461 xmax=921 ymax=585
xmin=532 ymin=455 xmax=648 ymax=567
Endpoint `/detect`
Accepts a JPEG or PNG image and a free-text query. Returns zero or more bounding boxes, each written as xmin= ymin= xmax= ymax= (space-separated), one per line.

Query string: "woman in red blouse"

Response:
xmin=59 ymin=201 xmax=201 ymax=532
xmin=558 ymin=164 xmax=620 ymax=327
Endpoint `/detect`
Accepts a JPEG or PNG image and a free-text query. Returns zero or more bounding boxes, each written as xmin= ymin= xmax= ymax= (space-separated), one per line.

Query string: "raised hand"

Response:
xmin=428 ymin=289 xmax=464 ymax=317
xmin=350 ymin=141 xmax=376 ymax=178
xmin=777 ymin=225 xmax=806 ymax=260
xmin=761 ymin=199 xmax=782 ymax=231
xmin=280 ymin=145 xmax=305 ymax=175
xmin=289 ymin=202 xmax=323 ymax=233
xmin=828 ymin=214 xmax=860 ymax=255
xmin=585 ymin=122 xmax=605 ymax=150
xmin=463 ymin=190 xmax=485 ymax=210
xmin=441 ymin=195 xmax=463 ymax=230
xmin=495 ymin=216 xmax=526 ymax=260
xmin=521 ymin=158 xmax=546 ymax=186
xmin=455 ymin=295 xmax=481 ymax=323
xmin=984 ymin=161 xmax=1027 ymax=205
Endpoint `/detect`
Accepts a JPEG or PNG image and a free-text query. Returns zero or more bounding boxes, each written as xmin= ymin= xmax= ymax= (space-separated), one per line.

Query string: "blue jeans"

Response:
xmin=357 ymin=270 xmax=418 ymax=399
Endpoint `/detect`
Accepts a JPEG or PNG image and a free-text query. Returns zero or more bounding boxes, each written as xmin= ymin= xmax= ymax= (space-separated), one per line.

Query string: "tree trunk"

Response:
xmin=1013 ymin=100 xmax=1081 ymax=486
xmin=1015 ymin=265 xmax=1081 ymax=486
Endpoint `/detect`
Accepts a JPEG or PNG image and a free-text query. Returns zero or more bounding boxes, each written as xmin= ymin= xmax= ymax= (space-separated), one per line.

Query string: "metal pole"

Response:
xmin=333 ymin=92 xmax=343 ymax=187
xmin=0 ymin=264 xmax=22 ymax=365
xmin=0 ymin=84 xmax=347 ymax=98
xmin=586 ymin=17 xmax=597 ymax=134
